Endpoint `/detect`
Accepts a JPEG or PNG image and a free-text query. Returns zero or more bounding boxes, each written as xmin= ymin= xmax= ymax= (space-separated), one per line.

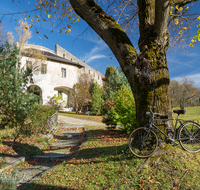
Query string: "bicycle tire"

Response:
xmin=178 ymin=122 xmax=200 ymax=153
xmin=128 ymin=127 xmax=159 ymax=158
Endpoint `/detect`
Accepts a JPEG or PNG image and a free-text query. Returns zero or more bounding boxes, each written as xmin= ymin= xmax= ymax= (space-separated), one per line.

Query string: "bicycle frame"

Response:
xmin=146 ymin=107 xmax=185 ymax=141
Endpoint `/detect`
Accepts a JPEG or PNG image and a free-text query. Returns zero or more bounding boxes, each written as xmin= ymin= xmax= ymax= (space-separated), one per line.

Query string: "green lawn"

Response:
xmin=22 ymin=106 xmax=200 ymax=190
xmin=172 ymin=106 xmax=200 ymax=123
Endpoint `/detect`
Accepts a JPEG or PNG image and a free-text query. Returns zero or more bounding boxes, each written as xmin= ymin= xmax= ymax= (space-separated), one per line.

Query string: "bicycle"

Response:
xmin=128 ymin=106 xmax=200 ymax=158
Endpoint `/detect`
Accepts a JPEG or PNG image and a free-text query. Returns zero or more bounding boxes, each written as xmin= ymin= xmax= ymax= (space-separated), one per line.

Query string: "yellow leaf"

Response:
xmin=67 ymin=24 xmax=71 ymax=28
xmin=182 ymin=27 xmax=187 ymax=30
xmin=48 ymin=14 xmax=51 ymax=18
xmin=179 ymin=30 xmax=183 ymax=34
xmin=52 ymin=24 xmax=55 ymax=27
xmin=186 ymin=6 xmax=189 ymax=10
xmin=36 ymin=15 xmax=39 ymax=18
xmin=191 ymin=39 xmax=197 ymax=44
xmin=31 ymin=18 xmax=34 ymax=21
xmin=68 ymin=29 xmax=71 ymax=34
xmin=175 ymin=5 xmax=179 ymax=10
xmin=45 ymin=10 xmax=48 ymax=14
xmin=24 ymin=17 xmax=26 ymax=20
xmin=197 ymin=16 xmax=200 ymax=20
xmin=28 ymin=15 xmax=30 ymax=18
xmin=178 ymin=7 xmax=183 ymax=11
xmin=198 ymin=37 xmax=200 ymax=41
xmin=39 ymin=36 xmax=42 ymax=39
xmin=174 ymin=19 xmax=179 ymax=25
xmin=189 ymin=43 xmax=194 ymax=47
xmin=98 ymin=37 xmax=100 ymax=40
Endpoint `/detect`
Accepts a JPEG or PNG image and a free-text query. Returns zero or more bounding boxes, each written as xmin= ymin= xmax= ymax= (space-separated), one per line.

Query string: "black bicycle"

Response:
xmin=128 ymin=106 xmax=200 ymax=158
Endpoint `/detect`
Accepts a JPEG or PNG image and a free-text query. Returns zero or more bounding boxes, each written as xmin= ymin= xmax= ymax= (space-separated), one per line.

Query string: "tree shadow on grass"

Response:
xmin=18 ymin=183 xmax=75 ymax=190
xmin=2 ymin=141 xmax=43 ymax=157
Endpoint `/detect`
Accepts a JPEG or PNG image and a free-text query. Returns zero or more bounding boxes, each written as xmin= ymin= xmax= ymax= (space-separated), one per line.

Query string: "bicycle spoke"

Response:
xmin=129 ymin=127 xmax=158 ymax=158
xmin=179 ymin=122 xmax=200 ymax=152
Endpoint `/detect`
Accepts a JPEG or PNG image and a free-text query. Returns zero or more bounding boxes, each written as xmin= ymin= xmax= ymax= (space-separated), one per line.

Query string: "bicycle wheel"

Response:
xmin=128 ymin=127 xmax=159 ymax=158
xmin=178 ymin=122 xmax=200 ymax=153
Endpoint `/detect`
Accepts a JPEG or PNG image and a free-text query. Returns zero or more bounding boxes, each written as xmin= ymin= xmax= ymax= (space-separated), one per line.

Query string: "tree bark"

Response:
xmin=69 ymin=0 xmax=173 ymax=127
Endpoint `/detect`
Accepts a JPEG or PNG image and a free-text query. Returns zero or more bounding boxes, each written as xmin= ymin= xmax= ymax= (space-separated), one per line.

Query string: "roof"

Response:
xmin=22 ymin=48 xmax=84 ymax=68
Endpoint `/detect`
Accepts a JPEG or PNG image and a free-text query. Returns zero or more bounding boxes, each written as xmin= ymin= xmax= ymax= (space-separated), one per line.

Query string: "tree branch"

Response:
xmin=69 ymin=0 xmax=138 ymax=79
xmin=154 ymin=0 xmax=170 ymax=41
xmin=170 ymin=0 xmax=198 ymax=6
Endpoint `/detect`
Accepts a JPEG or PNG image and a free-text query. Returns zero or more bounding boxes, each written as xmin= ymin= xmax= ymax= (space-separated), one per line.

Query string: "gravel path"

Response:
xmin=58 ymin=115 xmax=107 ymax=127
xmin=14 ymin=115 xmax=105 ymax=189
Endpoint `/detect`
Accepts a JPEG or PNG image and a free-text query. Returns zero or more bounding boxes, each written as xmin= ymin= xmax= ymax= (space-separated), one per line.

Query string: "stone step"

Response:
xmin=54 ymin=130 xmax=82 ymax=139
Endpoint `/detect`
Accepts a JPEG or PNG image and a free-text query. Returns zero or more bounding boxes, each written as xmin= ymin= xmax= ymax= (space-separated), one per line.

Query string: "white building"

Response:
xmin=21 ymin=44 xmax=103 ymax=108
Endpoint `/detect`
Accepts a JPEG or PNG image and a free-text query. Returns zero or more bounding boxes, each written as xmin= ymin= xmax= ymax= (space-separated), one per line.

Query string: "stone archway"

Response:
xmin=54 ymin=86 xmax=74 ymax=109
xmin=28 ymin=85 xmax=43 ymax=105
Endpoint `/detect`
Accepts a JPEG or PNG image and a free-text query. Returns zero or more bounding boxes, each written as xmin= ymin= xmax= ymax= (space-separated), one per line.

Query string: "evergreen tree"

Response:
xmin=91 ymin=82 xmax=104 ymax=115
xmin=104 ymin=66 xmax=131 ymax=100
xmin=0 ymin=43 xmax=38 ymax=143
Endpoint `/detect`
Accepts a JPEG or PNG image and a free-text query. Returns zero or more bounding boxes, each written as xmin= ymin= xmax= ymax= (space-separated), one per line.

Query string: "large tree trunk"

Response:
xmin=69 ymin=0 xmax=172 ymax=127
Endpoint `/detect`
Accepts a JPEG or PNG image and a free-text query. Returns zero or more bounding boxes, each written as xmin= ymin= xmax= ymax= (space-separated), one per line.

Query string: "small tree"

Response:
xmin=72 ymin=73 xmax=93 ymax=113
xmin=0 ymin=43 xmax=38 ymax=143
xmin=91 ymin=82 xmax=104 ymax=115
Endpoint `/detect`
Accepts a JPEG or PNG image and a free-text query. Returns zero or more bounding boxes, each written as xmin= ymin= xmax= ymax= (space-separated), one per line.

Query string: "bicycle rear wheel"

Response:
xmin=178 ymin=122 xmax=200 ymax=153
xmin=128 ymin=127 xmax=159 ymax=158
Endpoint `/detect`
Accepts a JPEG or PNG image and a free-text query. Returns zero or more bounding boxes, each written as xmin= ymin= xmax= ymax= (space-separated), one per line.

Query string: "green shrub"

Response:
xmin=27 ymin=104 xmax=56 ymax=134
xmin=112 ymin=85 xmax=136 ymax=134
xmin=103 ymin=85 xmax=136 ymax=134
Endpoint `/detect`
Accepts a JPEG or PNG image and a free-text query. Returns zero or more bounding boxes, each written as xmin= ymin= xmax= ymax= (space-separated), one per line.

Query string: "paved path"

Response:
xmin=14 ymin=115 xmax=105 ymax=189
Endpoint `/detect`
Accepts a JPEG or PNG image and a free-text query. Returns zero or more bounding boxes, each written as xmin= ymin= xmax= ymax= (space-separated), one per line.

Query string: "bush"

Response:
xmin=103 ymin=85 xmax=136 ymax=134
xmin=48 ymin=94 xmax=66 ymax=111
xmin=112 ymin=85 xmax=136 ymax=134
xmin=27 ymin=104 xmax=56 ymax=135
xmin=102 ymin=107 xmax=117 ymax=129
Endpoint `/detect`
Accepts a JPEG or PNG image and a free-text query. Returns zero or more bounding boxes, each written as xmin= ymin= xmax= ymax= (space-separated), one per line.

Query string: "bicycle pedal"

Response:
xmin=167 ymin=138 xmax=178 ymax=146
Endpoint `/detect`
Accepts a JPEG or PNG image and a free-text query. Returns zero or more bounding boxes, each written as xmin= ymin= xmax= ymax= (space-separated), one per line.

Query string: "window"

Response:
xmin=89 ymin=70 xmax=90 ymax=74
xmin=41 ymin=64 xmax=47 ymax=74
xmin=63 ymin=54 xmax=65 ymax=58
xmin=98 ymin=75 xmax=100 ymax=80
xmin=93 ymin=73 xmax=95 ymax=77
xmin=26 ymin=61 xmax=32 ymax=69
xmin=61 ymin=68 xmax=66 ymax=77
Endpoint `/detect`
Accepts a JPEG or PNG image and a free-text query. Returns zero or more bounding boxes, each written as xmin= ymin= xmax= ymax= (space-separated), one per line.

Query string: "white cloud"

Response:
xmin=171 ymin=73 xmax=200 ymax=87
xmin=80 ymin=41 xmax=108 ymax=63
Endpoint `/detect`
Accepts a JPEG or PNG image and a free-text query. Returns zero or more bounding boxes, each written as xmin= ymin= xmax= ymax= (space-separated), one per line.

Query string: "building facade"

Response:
xmin=21 ymin=44 xmax=103 ymax=108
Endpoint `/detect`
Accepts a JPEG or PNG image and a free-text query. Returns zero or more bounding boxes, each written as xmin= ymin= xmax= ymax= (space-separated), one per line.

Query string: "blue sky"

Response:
xmin=1 ymin=1 xmax=200 ymax=86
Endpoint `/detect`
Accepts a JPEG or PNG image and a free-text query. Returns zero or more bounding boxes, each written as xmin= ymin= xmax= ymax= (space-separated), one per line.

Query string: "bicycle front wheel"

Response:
xmin=178 ymin=122 xmax=200 ymax=153
xmin=128 ymin=127 xmax=159 ymax=158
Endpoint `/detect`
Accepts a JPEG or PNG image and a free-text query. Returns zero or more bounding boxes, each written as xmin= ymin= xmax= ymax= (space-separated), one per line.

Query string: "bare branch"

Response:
xmin=170 ymin=0 xmax=198 ymax=6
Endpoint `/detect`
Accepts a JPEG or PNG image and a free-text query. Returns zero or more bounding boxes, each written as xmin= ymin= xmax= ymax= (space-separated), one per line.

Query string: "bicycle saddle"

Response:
xmin=173 ymin=109 xmax=186 ymax=115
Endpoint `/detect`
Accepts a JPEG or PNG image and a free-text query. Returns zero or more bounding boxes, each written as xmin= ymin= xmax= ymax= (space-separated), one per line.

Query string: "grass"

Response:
xmin=172 ymin=106 xmax=200 ymax=123
xmin=58 ymin=111 xmax=103 ymax=122
xmin=21 ymin=107 xmax=200 ymax=190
